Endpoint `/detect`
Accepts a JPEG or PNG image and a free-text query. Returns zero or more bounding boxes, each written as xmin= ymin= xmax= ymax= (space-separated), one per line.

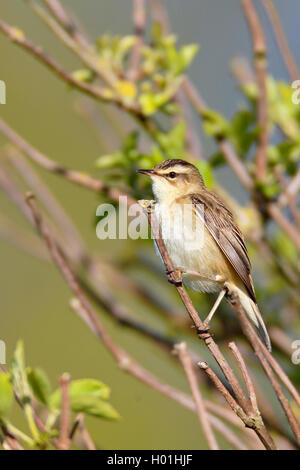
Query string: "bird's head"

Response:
xmin=138 ymin=159 xmax=204 ymax=203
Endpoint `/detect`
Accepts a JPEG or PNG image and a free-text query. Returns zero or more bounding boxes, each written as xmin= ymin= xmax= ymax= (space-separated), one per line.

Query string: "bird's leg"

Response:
xmin=166 ymin=268 xmax=226 ymax=286
xmin=176 ymin=268 xmax=226 ymax=283
xmin=201 ymin=288 xmax=226 ymax=331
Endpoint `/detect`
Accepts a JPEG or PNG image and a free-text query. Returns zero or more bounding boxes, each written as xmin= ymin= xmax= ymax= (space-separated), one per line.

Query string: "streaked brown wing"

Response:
xmin=189 ymin=192 xmax=256 ymax=302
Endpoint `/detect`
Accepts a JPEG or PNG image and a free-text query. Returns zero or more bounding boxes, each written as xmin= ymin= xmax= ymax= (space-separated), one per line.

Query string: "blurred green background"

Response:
xmin=1 ymin=0 xmax=299 ymax=449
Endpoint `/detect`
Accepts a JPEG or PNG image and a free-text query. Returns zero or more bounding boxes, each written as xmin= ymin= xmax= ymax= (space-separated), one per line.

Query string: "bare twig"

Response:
xmin=43 ymin=0 xmax=91 ymax=48
xmin=174 ymin=342 xmax=219 ymax=450
xmin=241 ymin=0 xmax=269 ymax=180
xmin=0 ymin=118 xmax=134 ymax=204
xmin=0 ymin=20 xmax=130 ymax=108
xmin=266 ymin=203 xmax=300 ymax=252
xmin=182 ymin=79 xmax=255 ymax=191
xmin=0 ymin=211 xmax=48 ymax=260
xmin=8 ymin=146 xmax=86 ymax=260
xmin=58 ymin=373 xmax=71 ymax=450
xmin=128 ymin=0 xmax=146 ymax=81
xmin=198 ymin=362 xmax=261 ymax=431
xmin=0 ymin=426 xmax=24 ymax=451
xmin=70 ymin=414 xmax=96 ymax=450
xmin=262 ymin=0 xmax=299 ymax=81
xmin=228 ymin=342 xmax=258 ymax=412
xmin=230 ymin=298 xmax=300 ymax=445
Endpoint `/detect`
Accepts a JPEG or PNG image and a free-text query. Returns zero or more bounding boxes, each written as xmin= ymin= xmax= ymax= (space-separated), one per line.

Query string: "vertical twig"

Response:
xmin=58 ymin=373 xmax=71 ymax=450
xmin=174 ymin=342 xmax=219 ymax=450
xmin=228 ymin=342 xmax=258 ymax=412
xmin=262 ymin=0 xmax=299 ymax=81
xmin=128 ymin=0 xmax=146 ymax=81
xmin=241 ymin=0 xmax=269 ymax=181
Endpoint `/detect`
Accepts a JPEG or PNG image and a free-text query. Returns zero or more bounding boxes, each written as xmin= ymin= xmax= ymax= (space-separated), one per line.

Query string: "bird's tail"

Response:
xmin=234 ymin=287 xmax=271 ymax=352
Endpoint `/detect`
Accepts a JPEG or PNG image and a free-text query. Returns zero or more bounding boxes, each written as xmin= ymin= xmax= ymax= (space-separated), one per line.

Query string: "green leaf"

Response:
xmin=139 ymin=93 xmax=158 ymax=115
xmin=71 ymin=396 xmax=120 ymax=420
xmin=256 ymin=178 xmax=280 ymax=199
xmin=0 ymin=372 xmax=13 ymax=418
xmin=157 ymin=120 xmax=186 ymax=155
xmin=95 ymin=152 xmax=126 ymax=169
xmin=178 ymin=44 xmax=199 ymax=72
xmin=27 ymin=368 xmax=52 ymax=407
xmin=10 ymin=340 xmax=31 ymax=405
xmin=50 ymin=378 xmax=111 ymax=411
xmin=72 ymin=69 xmax=95 ymax=83
xmin=272 ymin=232 xmax=298 ymax=264
xmin=70 ymin=379 xmax=111 ymax=400
xmin=202 ymin=109 xmax=230 ymax=139
xmin=209 ymin=151 xmax=226 ymax=168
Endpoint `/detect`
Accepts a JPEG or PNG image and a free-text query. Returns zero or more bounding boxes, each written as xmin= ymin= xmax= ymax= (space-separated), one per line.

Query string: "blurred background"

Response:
xmin=1 ymin=0 xmax=300 ymax=449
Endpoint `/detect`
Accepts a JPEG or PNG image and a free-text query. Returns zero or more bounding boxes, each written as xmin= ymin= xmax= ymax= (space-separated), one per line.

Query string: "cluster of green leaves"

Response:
xmin=200 ymin=78 xmax=300 ymax=199
xmin=95 ymin=119 xmax=213 ymax=200
xmin=0 ymin=341 xmax=119 ymax=449
xmin=139 ymin=23 xmax=198 ymax=115
xmin=73 ymin=23 xmax=198 ymax=116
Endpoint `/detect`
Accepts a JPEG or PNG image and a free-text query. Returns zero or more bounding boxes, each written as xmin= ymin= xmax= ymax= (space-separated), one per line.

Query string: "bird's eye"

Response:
xmin=168 ymin=172 xmax=176 ymax=179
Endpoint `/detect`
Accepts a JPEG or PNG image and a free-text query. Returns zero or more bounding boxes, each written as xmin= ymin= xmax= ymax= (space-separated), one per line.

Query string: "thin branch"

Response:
xmin=8 ymin=146 xmax=86 ymax=261
xmin=174 ymin=342 xmax=219 ymax=450
xmin=0 ymin=117 xmax=135 ymax=204
xmin=230 ymin=298 xmax=300 ymax=445
xmin=182 ymin=79 xmax=254 ymax=191
xmin=228 ymin=342 xmax=258 ymax=412
xmin=0 ymin=426 xmax=24 ymax=451
xmin=266 ymin=203 xmax=300 ymax=252
xmin=28 ymin=0 xmax=117 ymax=87
xmin=43 ymin=0 xmax=91 ymax=48
xmin=274 ymin=165 xmax=300 ymax=229
xmin=58 ymin=373 xmax=71 ymax=450
xmin=198 ymin=362 xmax=260 ymax=431
xmin=259 ymin=338 xmax=300 ymax=410
xmin=70 ymin=413 xmax=96 ymax=450
xmin=269 ymin=327 xmax=294 ymax=357
xmin=0 ymin=20 xmax=137 ymax=112
xmin=262 ymin=0 xmax=299 ymax=81
xmin=0 ymin=211 xmax=48 ymax=260
xmin=0 ymin=18 xmax=161 ymax=140
xmin=241 ymin=0 xmax=269 ymax=180
xmin=128 ymin=0 xmax=146 ymax=81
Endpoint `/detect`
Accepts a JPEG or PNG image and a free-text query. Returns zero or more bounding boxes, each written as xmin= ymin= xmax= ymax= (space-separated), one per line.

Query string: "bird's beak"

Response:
xmin=137 ymin=169 xmax=155 ymax=176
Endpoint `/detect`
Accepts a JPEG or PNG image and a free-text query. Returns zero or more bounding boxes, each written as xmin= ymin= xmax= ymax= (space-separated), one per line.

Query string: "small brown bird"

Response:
xmin=138 ymin=158 xmax=271 ymax=351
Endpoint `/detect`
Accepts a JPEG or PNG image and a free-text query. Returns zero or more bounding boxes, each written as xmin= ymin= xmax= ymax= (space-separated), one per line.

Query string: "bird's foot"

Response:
xmin=224 ymin=283 xmax=238 ymax=305
xmin=166 ymin=267 xmax=183 ymax=286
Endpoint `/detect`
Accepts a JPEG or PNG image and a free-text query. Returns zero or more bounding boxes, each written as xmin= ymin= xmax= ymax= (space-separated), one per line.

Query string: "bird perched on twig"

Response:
xmin=138 ymin=158 xmax=271 ymax=351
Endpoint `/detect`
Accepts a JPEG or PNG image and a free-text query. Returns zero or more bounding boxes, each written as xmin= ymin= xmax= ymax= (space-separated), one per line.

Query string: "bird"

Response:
xmin=138 ymin=158 xmax=271 ymax=351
